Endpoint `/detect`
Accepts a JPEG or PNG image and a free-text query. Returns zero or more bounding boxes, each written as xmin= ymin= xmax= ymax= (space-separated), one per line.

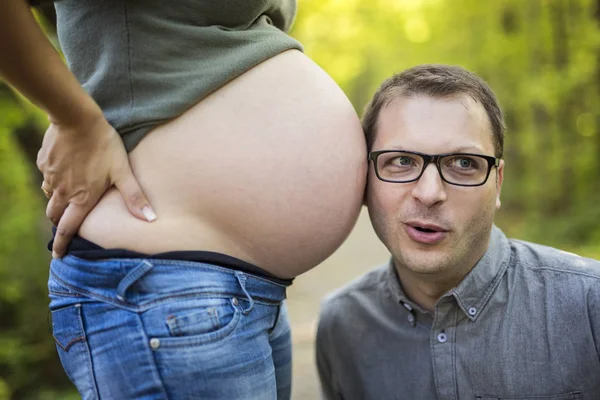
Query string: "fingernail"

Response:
xmin=52 ymin=251 xmax=58 ymax=259
xmin=142 ymin=206 xmax=157 ymax=222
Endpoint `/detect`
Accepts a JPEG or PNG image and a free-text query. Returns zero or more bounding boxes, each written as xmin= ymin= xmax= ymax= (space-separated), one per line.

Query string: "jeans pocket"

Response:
xmin=51 ymin=304 xmax=98 ymax=399
xmin=157 ymin=297 xmax=243 ymax=347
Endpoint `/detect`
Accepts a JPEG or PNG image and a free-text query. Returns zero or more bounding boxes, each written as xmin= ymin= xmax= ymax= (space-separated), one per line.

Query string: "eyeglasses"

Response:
xmin=368 ymin=150 xmax=500 ymax=187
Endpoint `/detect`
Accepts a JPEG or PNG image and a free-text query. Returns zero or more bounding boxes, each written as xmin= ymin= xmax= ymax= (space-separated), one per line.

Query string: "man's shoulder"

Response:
xmin=318 ymin=264 xmax=389 ymax=326
xmin=509 ymin=238 xmax=600 ymax=280
xmin=322 ymin=264 xmax=388 ymax=307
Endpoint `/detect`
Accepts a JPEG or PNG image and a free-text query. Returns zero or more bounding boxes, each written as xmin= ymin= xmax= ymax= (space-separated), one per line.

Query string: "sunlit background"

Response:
xmin=0 ymin=0 xmax=598 ymax=398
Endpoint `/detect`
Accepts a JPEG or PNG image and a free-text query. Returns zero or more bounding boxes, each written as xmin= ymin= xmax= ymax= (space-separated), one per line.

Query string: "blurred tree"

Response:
xmin=292 ymin=0 xmax=600 ymax=247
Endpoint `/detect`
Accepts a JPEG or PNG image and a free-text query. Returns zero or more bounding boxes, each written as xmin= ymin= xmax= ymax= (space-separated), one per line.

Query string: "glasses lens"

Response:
xmin=375 ymin=152 xmax=424 ymax=182
xmin=440 ymin=154 xmax=489 ymax=185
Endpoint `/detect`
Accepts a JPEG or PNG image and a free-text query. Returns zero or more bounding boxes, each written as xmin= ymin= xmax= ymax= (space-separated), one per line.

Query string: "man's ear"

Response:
xmin=495 ymin=159 xmax=504 ymax=210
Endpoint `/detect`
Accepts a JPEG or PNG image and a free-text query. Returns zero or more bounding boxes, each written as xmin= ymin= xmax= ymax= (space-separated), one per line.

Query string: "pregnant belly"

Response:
xmin=78 ymin=50 xmax=367 ymax=278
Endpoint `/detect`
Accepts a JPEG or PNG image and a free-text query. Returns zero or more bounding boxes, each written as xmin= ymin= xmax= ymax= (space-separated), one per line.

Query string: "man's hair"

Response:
xmin=361 ymin=64 xmax=505 ymax=157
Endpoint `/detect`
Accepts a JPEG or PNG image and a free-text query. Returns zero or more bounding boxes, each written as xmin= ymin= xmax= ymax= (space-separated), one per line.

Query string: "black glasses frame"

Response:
xmin=368 ymin=150 xmax=500 ymax=187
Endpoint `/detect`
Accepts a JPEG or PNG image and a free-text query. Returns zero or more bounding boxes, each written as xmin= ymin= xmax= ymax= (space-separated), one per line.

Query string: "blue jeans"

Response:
xmin=48 ymin=255 xmax=292 ymax=399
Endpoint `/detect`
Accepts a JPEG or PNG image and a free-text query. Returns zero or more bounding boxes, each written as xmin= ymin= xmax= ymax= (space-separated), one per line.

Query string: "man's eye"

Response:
xmin=450 ymin=157 xmax=477 ymax=169
xmin=392 ymin=156 xmax=414 ymax=166
xmin=458 ymin=158 xmax=472 ymax=168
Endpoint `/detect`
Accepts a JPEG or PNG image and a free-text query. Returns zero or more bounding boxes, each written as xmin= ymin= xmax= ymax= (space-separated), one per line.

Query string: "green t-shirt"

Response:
xmin=54 ymin=0 xmax=303 ymax=150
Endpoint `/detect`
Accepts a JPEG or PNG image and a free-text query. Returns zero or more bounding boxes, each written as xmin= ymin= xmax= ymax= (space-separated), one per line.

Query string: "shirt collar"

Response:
xmin=386 ymin=259 xmax=407 ymax=304
xmin=451 ymin=225 xmax=511 ymax=321
xmin=385 ymin=225 xmax=511 ymax=320
xmin=385 ymin=259 xmax=431 ymax=315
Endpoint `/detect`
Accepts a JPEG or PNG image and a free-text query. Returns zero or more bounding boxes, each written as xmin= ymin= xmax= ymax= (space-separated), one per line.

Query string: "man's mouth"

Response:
xmin=404 ymin=221 xmax=449 ymax=244
xmin=413 ymin=226 xmax=437 ymax=233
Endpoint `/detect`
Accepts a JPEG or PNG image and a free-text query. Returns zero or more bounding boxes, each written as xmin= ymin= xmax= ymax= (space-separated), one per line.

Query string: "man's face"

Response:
xmin=366 ymin=94 xmax=504 ymax=278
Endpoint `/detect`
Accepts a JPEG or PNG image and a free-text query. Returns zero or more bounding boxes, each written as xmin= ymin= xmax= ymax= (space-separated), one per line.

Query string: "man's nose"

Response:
xmin=411 ymin=163 xmax=447 ymax=207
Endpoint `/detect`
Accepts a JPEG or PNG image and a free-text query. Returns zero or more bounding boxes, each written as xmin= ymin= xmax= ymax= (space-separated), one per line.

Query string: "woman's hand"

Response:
xmin=37 ymin=114 xmax=156 ymax=258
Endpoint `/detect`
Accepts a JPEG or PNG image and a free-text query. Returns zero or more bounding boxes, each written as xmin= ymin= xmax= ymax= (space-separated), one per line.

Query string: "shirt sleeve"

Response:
xmin=316 ymin=299 xmax=344 ymax=400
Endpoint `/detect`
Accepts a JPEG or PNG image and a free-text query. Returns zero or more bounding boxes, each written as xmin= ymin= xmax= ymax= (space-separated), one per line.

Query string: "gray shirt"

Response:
xmin=316 ymin=226 xmax=600 ymax=400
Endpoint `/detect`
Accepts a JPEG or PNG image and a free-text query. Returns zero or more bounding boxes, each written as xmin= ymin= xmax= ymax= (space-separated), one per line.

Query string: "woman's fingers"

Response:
xmin=45 ymin=183 xmax=99 ymax=258
xmin=41 ymin=180 xmax=53 ymax=199
xmin=113 ymin=166 xmax=156 ymax=223
xmin=45 ymin=192 xmax=69 ymax=227
xmin=51 ymin=202 xmax=93 ymax=258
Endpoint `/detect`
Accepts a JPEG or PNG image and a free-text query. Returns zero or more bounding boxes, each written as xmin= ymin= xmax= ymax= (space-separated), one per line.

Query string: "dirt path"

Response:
xmin=286 ymin=209 xmax=389 ymax=399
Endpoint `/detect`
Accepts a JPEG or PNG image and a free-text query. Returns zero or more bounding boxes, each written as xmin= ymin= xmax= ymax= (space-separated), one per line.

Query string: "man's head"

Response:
xmin=363 ymin=64 xmax=505 ymax=281
xmin=363 ymin=65 xmax=505 ymax=156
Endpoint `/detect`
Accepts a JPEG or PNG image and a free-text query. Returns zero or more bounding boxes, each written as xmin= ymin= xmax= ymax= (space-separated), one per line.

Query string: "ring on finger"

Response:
xmin=41 ymin=181 xmax=52 ymax=199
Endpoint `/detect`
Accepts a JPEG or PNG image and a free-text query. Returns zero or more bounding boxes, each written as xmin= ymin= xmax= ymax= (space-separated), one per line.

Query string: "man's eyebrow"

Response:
xmin=448 ymin=146 xmax=485 ymax=153
xmin=375 ymin=145 xmax=486 ymax=153
xmin=381 ymin=144 xmax=406 ymax=151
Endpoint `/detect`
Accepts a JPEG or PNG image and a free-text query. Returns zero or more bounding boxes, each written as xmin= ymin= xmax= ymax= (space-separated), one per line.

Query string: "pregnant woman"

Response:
xmin=1 ymin=0 xmax=366 ymax=399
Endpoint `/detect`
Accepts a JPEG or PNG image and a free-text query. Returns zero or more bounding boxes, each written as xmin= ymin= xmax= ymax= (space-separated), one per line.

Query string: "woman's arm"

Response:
xmin=0 ymin=0 xmax=157 ymax=258
xmin=1 ymin=0 xmax=99 ymax=125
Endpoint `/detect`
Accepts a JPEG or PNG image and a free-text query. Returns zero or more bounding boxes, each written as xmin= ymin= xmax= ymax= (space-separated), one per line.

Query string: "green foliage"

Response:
xmin=0 ymin=0 xmax=598 ymax=397
xmin=0 ymin=95 xmax=72 ymax=397
xmin=291 ymin=0 xmax=600 ymax=248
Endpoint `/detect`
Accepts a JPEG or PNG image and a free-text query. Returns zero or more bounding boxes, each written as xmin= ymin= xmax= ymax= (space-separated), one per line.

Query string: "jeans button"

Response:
xmin=149 ymin=338 xmax=160 ymax=350
xmin=232 ymin=298 xmax=239 ymax=306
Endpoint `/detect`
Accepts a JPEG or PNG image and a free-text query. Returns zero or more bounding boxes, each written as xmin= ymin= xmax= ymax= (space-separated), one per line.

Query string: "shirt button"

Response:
xmin=468 ymin=307 xmax=477 ymax=316
xmin=437 ymin=332 xmax=447 ymax=343
xmin=149 ymin=338 xmax=160 ymax=350
xmin=407 ymin=314 xmax=415 ymax=324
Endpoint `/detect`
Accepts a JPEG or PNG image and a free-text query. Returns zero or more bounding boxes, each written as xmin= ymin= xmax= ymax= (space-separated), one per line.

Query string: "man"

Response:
xmin=316 ymin=64 xmax=600 ymax=400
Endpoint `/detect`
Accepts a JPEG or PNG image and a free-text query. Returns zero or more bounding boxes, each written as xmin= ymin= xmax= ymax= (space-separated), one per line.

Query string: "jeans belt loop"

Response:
xmin=116 ymin=260 xmax=154 ymax=301
xmin=234 ymin=271 xmax=255 ymax=314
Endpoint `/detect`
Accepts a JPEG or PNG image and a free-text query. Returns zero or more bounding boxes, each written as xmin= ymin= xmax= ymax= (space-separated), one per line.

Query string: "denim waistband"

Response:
xmin=47 ymin=228 xmax=294 ymax=286
xmin=50 ymin=255 xmax=288 ymax=311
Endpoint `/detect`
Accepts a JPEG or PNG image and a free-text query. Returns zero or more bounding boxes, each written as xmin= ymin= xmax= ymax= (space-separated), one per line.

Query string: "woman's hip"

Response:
xmin=48 ymin=255 xmax=288 ymax=310
xmin=48 ymin=256 xmax=291 ymax=399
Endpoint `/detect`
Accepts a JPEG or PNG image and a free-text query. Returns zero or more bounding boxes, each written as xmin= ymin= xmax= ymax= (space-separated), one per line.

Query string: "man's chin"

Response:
xmin=395 ymin=249 xmax=451 ymax=275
